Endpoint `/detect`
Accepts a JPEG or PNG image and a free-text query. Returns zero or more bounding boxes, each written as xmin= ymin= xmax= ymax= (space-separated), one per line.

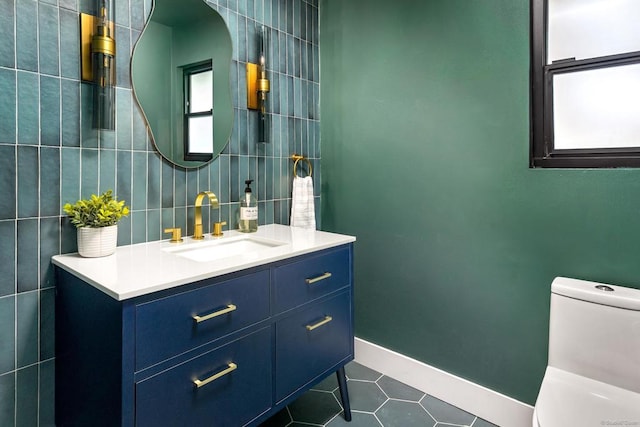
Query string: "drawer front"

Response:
xmin=136 ymin=327 xmax=272 ymax=427
xmin=275 ymin=292 xmax=352 ymax=401
xmin=273 ymin=246 xmax=350 ymax=313
xmin=135 ymin=269 xmax=270 ymax=370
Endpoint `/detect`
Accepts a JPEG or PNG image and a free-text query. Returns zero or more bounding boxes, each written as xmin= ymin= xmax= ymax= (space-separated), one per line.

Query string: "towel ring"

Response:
xmin=292 ymin=155 xmax=313 ymax=177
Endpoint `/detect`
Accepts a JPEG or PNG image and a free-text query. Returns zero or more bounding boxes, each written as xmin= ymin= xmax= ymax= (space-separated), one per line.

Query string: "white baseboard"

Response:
xmin=354 ymin=337 xmax=534 ymax=427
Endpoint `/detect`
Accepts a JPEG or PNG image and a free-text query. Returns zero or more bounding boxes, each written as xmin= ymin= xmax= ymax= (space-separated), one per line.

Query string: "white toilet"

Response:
xmin=533 ymin=277 xmax=640 ymax=427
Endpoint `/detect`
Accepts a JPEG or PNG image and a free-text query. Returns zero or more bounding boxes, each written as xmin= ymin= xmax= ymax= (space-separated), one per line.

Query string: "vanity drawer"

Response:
xmin=275 ymin=291 xmax=352 ymax=401
xmin=135 ymin=269 xmax=270 ymax=370
xmin=135 ymin=327 xmax=272 ymax=427
xmin=273 ymin=246 xmax=350 ymax=313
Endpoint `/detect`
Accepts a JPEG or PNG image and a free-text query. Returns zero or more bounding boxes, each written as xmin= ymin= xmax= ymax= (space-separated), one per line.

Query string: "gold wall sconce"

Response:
xmin=80 ymin=0 xmax=116 ymax=130
xmin=246 ymin=25 xmax=270 ymax=143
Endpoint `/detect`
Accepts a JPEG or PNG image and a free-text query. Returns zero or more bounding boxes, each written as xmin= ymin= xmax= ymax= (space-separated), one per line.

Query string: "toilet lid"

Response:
xmin=536 ymin=367 xmax=640 ymax=427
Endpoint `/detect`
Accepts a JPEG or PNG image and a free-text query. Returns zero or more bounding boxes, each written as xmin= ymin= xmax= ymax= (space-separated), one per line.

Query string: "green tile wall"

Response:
xmin=0 ymin=0 xmax=320 ymax=424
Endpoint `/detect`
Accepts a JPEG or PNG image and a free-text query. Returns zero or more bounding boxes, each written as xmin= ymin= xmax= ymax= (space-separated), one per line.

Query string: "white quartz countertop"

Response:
xmin=52 ymin=224 xmax=356 ymax=301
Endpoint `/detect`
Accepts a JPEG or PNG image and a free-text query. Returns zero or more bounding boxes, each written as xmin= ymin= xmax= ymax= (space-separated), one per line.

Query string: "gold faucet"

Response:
xmin=212 ymin=221 xmax=227 ymax=237
xmin=193 ymin=191 xmax=219 ymax=240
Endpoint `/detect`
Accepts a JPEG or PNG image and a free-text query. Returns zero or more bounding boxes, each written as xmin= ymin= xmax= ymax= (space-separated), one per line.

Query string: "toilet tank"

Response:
xmin=548 ymin=277 xmax=640 ymax=394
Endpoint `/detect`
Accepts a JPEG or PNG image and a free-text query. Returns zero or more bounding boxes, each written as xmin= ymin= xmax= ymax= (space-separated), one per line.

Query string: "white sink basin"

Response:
xmin=163 ymin=235 xmax=287 ymax=263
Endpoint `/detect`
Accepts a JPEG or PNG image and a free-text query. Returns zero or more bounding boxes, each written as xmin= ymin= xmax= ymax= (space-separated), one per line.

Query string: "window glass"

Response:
xmin=553 ymin=63 xmax=640 ymax=150
xmin=189 ymin=70 xmax=213 ymax=113
xmin=548 ymin=0 xmax=640 ymax=63
xmin=187 ymin=116 xmax=213 ymax=154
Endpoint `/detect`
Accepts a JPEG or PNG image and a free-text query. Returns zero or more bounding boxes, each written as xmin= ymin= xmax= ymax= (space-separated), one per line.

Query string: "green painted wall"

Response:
xmin=320 ymin=0 xmax=640 ymax=405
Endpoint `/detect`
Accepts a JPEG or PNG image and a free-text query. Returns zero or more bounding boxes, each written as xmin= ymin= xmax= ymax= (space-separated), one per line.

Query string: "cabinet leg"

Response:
xmin=336 ymin=366 xmax=352 ymax=422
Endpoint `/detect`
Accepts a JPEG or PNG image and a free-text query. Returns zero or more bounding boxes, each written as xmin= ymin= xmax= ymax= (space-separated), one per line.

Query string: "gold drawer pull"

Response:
xmin=193 ymin=304 xmax=237 ymax=323
xmin=306 ymin=315 xmax=333 ymax=331
xmin=305 ymin=272 xmax=332 ymax=284
xmin=193 ymin=363 xmax=238 ymax=388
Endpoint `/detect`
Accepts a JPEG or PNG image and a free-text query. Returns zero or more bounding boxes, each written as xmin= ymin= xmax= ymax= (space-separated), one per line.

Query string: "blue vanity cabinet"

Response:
xmin=275 ymin=291 xmax=352 ymax=402
xmin=55 ymin=243 xmax=354 ymax=427
xmin=135 ymin=269 xmax=271 ymax=370
xmin=272 ymin=245 xmax=351 ymax=313
xmin=135 ymin=327 xmax=273 ymax=427
xmin=272 ymin=246 xmax=353 ymax=403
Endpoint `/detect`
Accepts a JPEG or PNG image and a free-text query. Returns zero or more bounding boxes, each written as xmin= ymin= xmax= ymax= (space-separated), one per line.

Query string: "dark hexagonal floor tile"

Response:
xmin=344 ymin=362 xmax=383 ymax=381
xmin=376 ymin=400 xmax=436 ymax=427
xmin=258 ymin=407 xmax=291 ymax=427
xmin=288 ymin=389 xmax=342 ymax=425
xmin=311 ymin=372 xmax=339 ymax=392
xmin=376 ymin=376 xmax=424 ymax=402
xmin=420 ymin=394 xmax=475 ymax=425
xmin=260 ymin=363 xmax=494 ymax=427
xmin=334 ymin=380 xmax=387 ymax=412
xmin=472 ymin=417 xmax=499 ymax=427
xmin=326 ymin=411 xmax=383 ymax=426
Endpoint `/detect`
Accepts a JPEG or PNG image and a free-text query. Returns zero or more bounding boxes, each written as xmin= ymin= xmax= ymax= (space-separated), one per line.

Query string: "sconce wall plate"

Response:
xmin=246 ymin=62 xmax=259 ymax=110
xmin=246 ymin=62 xmax=271 ymax=111
xmin=80 ymin=13 xmax=115 ymax=82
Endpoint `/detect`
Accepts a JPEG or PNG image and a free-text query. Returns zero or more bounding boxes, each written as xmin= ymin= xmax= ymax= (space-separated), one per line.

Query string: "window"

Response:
xmin=530 ymin=0 xmax=640 ymax=167
xmin=183 ymin=61 xmax=213 ymax=162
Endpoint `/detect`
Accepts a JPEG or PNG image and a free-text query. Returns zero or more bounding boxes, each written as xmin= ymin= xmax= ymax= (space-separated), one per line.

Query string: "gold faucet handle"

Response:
xmin=212 ymin=221 xmax=227 ymax=237
xmin=164 ymin=227 xmax=183 ymax=243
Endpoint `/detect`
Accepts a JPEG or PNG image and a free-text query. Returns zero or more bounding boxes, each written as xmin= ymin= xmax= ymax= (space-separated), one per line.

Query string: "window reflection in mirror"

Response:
xmin=183 ymin=62 xmax=213 ymax=161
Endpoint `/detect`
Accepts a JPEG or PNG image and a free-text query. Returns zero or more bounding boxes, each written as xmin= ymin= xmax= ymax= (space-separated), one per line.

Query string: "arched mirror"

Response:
xmin=131 ymin=0 xmax=233 ymax=168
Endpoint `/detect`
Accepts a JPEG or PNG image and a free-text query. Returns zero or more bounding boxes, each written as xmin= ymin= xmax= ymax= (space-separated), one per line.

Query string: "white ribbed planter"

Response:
xmin=77 ymin=225 xmax=118 ymax=258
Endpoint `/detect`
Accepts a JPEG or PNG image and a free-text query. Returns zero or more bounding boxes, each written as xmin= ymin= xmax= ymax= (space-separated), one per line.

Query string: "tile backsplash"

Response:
xmin=0 ymin=0 xmax=320 ymax=424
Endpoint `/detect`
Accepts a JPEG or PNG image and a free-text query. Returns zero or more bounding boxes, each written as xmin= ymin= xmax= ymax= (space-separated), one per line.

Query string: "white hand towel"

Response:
xmin=290 ymin=175 xmax=316 ymax=229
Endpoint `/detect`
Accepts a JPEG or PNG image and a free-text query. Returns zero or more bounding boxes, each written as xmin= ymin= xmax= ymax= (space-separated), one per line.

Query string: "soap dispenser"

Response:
xmin=239 ymin=179 xmax=258 ymax=232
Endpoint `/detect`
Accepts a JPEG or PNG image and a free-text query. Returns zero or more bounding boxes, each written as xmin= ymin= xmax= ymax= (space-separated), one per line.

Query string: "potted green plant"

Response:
xmin=63 ymin=190 xmax=130 ymax=257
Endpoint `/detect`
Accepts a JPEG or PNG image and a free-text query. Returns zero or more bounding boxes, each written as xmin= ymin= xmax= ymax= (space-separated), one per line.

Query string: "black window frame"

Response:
xmin=530 ymin=0 xmax=640 ymax=168
xmin=183 ymin=61 xmax=214 ymax=162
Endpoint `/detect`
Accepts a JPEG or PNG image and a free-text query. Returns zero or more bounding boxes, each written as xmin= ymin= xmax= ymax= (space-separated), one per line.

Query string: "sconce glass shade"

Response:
xmin=258 ymin=25 xmax=269 ymax=143
xmin=91 ymin=0 xmax=116 ymax=130
xmin=246 ymin=25 xmax=270 ymax=143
